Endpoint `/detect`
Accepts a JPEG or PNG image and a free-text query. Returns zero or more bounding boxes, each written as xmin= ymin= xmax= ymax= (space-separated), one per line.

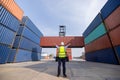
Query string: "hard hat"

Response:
xmin=61 ymin=42 xmax=64 ymax=45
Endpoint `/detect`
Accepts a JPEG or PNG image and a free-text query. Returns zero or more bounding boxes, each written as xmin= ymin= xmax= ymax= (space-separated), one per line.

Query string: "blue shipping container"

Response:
xmin=15 ymin=37 xmax=41 ymax=52
xmin=0 ymin=24 xmax=16 ymax=46
xmin=0 ymin=6 xmax=20 ymax=32
xmin=85 ymin=48 xmax=118 ymax=64
xmin=0 ymin=44 xmax=11 ymax=64
xmin=83 ymin=13 xmax=103 ymax=37
xmin=15 ymin=49 xmax=41 ymax=62
xmin=22 ymin=16 xmax=43 ymax=37
xmin=101 ymin=0 xmax=120 ymax=19
xmin=23 ymin=27 xmax=40 ymax=44
xmin=15 ymin=49 xmax=32 ymax=62
xmin=17 ymin=26 xmax=40 ymax=44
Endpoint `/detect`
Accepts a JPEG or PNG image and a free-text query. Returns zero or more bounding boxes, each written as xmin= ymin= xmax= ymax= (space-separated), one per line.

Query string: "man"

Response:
xmin=56 ymin=42 xmax=70 ymax=77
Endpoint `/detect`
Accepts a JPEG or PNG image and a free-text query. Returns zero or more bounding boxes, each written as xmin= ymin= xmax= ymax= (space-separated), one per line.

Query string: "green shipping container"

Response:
xmin=85 ymin=23 xmax=107 ymax=44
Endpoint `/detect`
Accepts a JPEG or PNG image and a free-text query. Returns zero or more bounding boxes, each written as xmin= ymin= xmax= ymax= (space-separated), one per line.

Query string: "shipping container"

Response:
xmin=14 ymin=49 xmax=41 ymax=62
xmin=109 ymin=26 xmax=120 ymax=46
xmin=14 ymin=49 xmax=32 ymax=62
xmin=0 ymin=0 xmax=24 ymax=21
xmin=0 ymin=24 xmax=16 ymax=46
xmin=85 ymin=34 xmax=112 ymax=53
xmin=85 ymin=23 xmax=107 ymax=44
xmin=101 ymin=0 xmax=120 ymax=19
xmin=40 ymin=36 xmax=84 ymax=48
xmin=13 ymin=36 xmax=42 ymax=53
xmin=22 ymin=16 xmax=43 ymax=37
xmin=23 ymin=27 xmax=40 ymax=44
xmin=0 ymin=6 xmax=20 ymax=32
xmin=0 ymin=44 xmax=11 ymax=64
xmin=85 ymin=48 xmax=118 ymax=64
xmin=104 ymin=6 xmax=120 ymax=30
xmin=83 ymin=13 xmax=102 ymax=37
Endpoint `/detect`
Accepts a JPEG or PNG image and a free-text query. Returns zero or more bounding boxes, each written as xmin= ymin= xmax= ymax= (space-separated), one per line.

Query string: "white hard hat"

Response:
xmin=61 ymin=42 xmax=64 ymax=45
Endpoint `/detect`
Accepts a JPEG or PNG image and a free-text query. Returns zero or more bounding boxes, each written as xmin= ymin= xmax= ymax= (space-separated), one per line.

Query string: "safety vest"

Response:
xmin=58 ymin=46 xmax=66 ymax=58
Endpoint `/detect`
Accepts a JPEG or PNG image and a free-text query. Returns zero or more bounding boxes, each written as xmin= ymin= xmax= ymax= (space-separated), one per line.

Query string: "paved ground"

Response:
xmin=0 ymin=59 xmax=120 ymax=80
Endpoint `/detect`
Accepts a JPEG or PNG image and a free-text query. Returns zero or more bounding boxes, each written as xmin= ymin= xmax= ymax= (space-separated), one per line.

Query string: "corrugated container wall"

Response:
xmin=12 ymin=16 xmax=43 ymax=62
xmin=0 ymin=1 xmax=21 ymax=64
xmin=83 ymin=0 xmax=120 ymax=64
xmin=0 ymin=0 xmax=43 ymax=63
xmin=0 ymin=0 xmax=24 ymax=21
xmin=85 ymin=34 xmax=112 ymax=53
xmin=85 ymin=23 xmax=107 ymax=44
xmin=0 ymin=6 xmax=20 ymax=32
xmin=104 ymin=6 xmax=120 ymax=31
xmin=0 ymin=44 xmax=11 ymax=64
xmin=22 ymin=16 xmax=43 ymax=37
xmin=85 ymin=48 xmax=118 ymax=64
xmin=101 ymin=0 xmax=120 ymax=19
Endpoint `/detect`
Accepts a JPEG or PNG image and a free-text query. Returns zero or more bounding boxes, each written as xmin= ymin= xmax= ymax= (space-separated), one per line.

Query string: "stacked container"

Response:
xmin=102 ymin=0 xmax=120 ymax=64
xmin=83 ymin=0 xmax=120 ymax=64
xmin=0 ymin=0 xmax=23 ymax=64
xmin=12 ymin=16 xmax=43 ymax=62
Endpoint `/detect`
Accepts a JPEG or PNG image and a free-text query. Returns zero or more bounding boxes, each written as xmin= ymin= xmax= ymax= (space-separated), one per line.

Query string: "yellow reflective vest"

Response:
xmin=58 ymin=46 xmax=66 ymax=58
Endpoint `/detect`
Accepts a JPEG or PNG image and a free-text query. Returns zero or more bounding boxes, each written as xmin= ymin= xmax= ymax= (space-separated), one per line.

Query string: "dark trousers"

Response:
xmin=57 ymin=58 xmax=66 ymax=75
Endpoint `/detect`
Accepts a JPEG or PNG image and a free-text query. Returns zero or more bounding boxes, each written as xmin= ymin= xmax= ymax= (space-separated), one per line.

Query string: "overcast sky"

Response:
xmin=15 ymin=0 xmax=108 ymax=57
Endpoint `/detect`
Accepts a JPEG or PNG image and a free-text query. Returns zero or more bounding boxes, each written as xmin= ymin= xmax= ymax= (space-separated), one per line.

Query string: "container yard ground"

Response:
xmin=0 ymin=60 xmax=120 ymax=80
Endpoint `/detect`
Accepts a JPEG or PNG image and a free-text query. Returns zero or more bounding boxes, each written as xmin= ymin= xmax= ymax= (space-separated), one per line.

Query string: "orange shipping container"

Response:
xmin=0 ymin=0 xmax=24 ymax=21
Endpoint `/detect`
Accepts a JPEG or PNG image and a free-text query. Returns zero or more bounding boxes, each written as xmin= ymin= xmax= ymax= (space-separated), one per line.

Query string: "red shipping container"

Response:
xmin=85 ymin=34 xmax=112 ymax=53
xmin=40 ymin=36 xmax=84 ymax=48
xmin=109 ymin=26 xmax=120 ymax=46
xmin=105 ymin=6 xmax=120 ymax=31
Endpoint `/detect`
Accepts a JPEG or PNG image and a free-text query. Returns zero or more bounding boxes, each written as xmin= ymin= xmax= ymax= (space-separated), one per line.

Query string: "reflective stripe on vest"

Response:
xmin=59 ymin=46 xmax=66 ymax=58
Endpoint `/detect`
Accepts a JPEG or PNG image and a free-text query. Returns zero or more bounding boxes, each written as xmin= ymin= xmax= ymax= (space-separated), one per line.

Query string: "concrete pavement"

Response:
xmin=0 ymin=59 xmax=120 ymax=80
